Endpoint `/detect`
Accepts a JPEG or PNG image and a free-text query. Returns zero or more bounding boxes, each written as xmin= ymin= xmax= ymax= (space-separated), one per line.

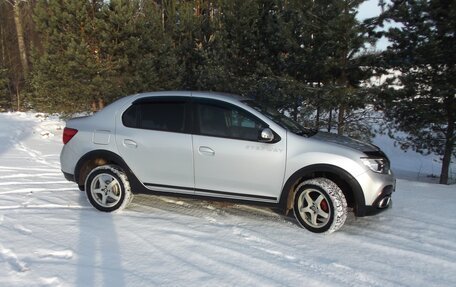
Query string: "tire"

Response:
xmin=293 ymin=178 xmax=347 ymax=234
xmin=84 ymin=165 xmax=133 ymax=212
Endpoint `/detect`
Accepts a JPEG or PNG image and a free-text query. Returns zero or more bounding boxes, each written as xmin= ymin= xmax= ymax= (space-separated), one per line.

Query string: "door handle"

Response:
xmin=123 ymin=139 xmax=137 ymax=148
xmin=198 ymin=146 xmax=215 ymax=156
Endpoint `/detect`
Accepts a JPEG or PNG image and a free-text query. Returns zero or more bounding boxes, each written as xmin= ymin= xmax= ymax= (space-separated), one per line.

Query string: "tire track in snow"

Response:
xmin=0 ymin=166 xmax=61 ymax=172
xmin=334 ymin=232 xmax=456 ymax=286
xmin=13 ymin=224 xmax=32 ymax=235
xmin=0 ymin=181 xmax=69 ymax=186
xmin=345 ymin=217 xmax=456 ymax=261
xmin=123 ymin=222 xmax=312 ymax=287
xmin=127 ymin=200 xmax=415 ymax=286
xmin=0 ymin=187 xmax=77 ymax=195
xmin=123 ymin=210 xmax=383 ymax=287
xmin=14 ymin=142 xmax=55 ymax=168
xmin=133 ymin=194 xmax=299 ymax=250
xmin=0 ymin=173 xmax=62 ymax=179
xmin=132 ymin=194 xmax=310 ymax=261
xmin=202 ymin=232 xmax=391 ymax=287
xmin=354 ymin=236 xmax=456 ymax=268
xmin=0 ymin=204 xmax=91 ymax=210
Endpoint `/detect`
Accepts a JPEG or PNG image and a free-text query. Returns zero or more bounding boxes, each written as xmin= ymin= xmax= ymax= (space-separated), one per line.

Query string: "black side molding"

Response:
xmin=144 ymin=182 xmax=277 ymax=201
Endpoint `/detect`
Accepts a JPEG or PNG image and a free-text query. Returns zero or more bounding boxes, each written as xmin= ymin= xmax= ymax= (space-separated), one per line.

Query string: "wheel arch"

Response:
xmin=279 ymin=164 xmax=366 ymax=217
xmin=74 ymin=149 xmax=144 ymax=193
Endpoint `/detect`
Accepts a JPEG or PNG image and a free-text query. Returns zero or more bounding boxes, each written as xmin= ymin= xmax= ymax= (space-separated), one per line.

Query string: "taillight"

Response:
xmin=63 ymin=127 xmax=78 ymax=144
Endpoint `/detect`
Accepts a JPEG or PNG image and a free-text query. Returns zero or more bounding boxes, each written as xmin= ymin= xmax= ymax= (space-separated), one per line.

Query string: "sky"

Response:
xmin=357 ymin=0 xmax=391 ymax=50
xmin=358 ymin=0 xmax=384 ymax=19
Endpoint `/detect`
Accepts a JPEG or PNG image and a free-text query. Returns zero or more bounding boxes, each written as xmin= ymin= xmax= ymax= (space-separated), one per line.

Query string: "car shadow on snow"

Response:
xmin=129 ymin=193 xmax=297 ymax=227
xmin=76 ymin=191 xmax=125 ymax=286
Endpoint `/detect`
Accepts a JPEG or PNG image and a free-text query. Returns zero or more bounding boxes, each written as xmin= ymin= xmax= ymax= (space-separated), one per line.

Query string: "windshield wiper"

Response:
xmin=295 ymin=128 xmax=318 ymax=137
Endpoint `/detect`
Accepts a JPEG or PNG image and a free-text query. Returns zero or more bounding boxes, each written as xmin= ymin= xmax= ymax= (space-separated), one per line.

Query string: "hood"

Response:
xmin=312 ymin=132 xmax=379 ymax=153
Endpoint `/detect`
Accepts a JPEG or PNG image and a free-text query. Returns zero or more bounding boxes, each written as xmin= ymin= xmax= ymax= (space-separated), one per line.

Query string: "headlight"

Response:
xmin=361 ymin=157 xmax=390 ymax=174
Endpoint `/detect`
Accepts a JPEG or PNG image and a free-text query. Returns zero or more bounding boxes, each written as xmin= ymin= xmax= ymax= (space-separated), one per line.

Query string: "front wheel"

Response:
xmin=85 ymin=165 xmax=132 ymax=212
xmin=293 ymin=178 xmax=347 ymax=233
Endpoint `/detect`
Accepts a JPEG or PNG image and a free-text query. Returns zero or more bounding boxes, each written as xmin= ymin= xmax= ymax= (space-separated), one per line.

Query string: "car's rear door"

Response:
xmin=115 ymin=95 xmax=195 ymax=194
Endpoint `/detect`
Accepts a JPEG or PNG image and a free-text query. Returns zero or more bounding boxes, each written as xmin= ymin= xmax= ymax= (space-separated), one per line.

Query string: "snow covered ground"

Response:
xmin=0 ymin=112 xmax=455 ymax=287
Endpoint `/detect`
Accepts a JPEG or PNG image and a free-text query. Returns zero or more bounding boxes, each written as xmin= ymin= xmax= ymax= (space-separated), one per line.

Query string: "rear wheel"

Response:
xmin=85 ymin=165 xmax=132 ymax=212
xmin=293 ymin=178 xmax=347 ymax=233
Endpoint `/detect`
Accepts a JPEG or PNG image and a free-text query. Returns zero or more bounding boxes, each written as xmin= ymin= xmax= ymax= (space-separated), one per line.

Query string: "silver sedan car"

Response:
xmin=60 ymin=91 xmax=395 ymax=233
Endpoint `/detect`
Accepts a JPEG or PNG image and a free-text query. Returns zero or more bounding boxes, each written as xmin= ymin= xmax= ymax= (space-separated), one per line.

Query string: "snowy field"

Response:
xmin=0 ymin=112 xmax=455 ymax=287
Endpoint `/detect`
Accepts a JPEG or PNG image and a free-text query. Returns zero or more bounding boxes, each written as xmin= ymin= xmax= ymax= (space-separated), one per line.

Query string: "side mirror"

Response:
xmin=259 ymin=128 xmax=274 ymax=143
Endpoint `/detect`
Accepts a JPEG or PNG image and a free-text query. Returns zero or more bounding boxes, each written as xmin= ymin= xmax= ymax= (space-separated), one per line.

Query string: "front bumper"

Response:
xmin=364 ymin=184 xmax=394 ymax=216
xmin=355 ymin=170 xmax=396 ymax=216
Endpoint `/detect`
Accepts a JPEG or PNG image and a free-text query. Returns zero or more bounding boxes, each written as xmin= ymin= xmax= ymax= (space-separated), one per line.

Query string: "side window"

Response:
xmin=122 ymin=105 xmax=138 ymax=127
xmin=196 ymin=102 xmax=266 ymax=141
xmin=140 ymin=102 xmax=185 ymax=132
xmin=122 ymin=100 xmax=186 ymax=133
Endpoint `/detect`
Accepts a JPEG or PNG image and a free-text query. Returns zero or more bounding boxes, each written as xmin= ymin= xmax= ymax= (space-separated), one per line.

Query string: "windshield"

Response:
xmin=243 ymin=100 xmax=317 ymax=136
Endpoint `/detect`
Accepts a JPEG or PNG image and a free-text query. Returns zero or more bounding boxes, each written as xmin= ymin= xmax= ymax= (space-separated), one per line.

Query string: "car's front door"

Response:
xmin=116 ymin=96 xmax=194 ymax=194
xmin=192 ymin=98 xmax=286 ymax=202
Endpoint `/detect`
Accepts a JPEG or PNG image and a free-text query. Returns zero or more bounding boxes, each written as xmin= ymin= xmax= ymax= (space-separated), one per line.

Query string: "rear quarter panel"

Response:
xmin=60 ymin=96 xmax=134 ymax=174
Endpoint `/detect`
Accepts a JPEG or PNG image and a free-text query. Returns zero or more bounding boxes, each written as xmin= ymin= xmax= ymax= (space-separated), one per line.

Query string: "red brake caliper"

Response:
xmin=320 ymin=199 xmax=329 ymax=212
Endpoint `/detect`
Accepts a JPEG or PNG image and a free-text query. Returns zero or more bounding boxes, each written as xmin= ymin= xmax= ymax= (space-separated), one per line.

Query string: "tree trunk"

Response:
xmin=337 ymin=105 xmax=345 ymax=135
xmin=13 ymin=0 xmax=28 ymax=76
xmin=439 ymin=107 xmax=455 ymax=184
xmin=98 ymin=98 xmax=105 ymax=110
xmin=315 ymin=82 xmax=321 ymax=129
xmin=327 ymin=109 xmax=332 ymax=132
xmin=293 ymin=99 xmax=299 ymax=122
xmin=0 ymin=22 xmax=5 ymax=65
xmin=195 ymin=0 xmax=201 ymax=16
xmin=91 ymin=98 xmax=105 ymax=112
xmin=91 ymin=100 xmax=98 ymax=112
xmin=15 ymin=80 xmax=20 ymax=111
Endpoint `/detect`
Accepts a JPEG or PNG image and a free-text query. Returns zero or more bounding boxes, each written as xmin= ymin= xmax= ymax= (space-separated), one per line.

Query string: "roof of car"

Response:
xmin=132 ymin=91 xmax=249 ymax=102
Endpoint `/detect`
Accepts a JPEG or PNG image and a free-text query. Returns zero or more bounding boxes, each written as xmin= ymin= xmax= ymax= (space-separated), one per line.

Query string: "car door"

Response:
xmin=115 ymin=96 xmax=194 ymax=194
xmin=192 ymin=98 xmax=286 ymax=202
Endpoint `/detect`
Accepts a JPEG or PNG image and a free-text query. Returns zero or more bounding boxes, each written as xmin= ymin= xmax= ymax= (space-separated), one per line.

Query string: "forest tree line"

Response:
xmin=0 ymin=0 xmax=454 ymax=184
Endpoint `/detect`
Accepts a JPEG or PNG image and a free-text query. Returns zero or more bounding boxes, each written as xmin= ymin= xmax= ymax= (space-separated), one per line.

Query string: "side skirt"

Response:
xmin=143 ymin=182 xmax=278 ymax=204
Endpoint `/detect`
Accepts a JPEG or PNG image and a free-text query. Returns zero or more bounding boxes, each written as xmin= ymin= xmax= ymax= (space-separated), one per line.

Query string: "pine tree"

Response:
xmin=278 ymin=0 xmax=375 ymax=136
xmin=381 ymin=0 xmax=455 ymax=184
xmin=29 ymin=0 xmax=183 ymax=113
xmin=195 ymin=0 xmax=263 ymax=93
xmin=172 ymin=0 xmax=205 ymax=90
xmin=133 ymin=0 xmax=180 ymax=91
xmin=279 ymin=0 xmax=332 ymax=123
xmin=30 ymin=0 xmax=106 ymax=113
xmin=254 ymin=0 xmax=303 ymax=114
xmin=96 ymin=0 xmax=179 ymax=97
xmin=320 ymin=0 xmax=375 ymax=135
